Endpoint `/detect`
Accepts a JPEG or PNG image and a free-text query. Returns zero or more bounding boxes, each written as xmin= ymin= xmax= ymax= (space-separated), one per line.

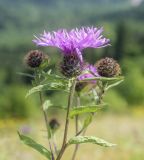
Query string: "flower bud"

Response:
xmin=25 ymin=50 xmax=48 ymax=68
xmin=95 ymin=57 xmax=121 ymax=77
xmin=60 ymin=53 xmax=83 ymax=78
xmin=49 ymin=119 xmax=60 ymax=130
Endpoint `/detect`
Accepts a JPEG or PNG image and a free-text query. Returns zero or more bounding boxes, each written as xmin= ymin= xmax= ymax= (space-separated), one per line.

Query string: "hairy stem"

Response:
xmin=82 ymin=86 xmax=104 ymax=135
xmin=53 ymin=134 xmax=59 ymax=156
xmin=97 ymin=81 xmax=105 ymax=104
xmin=71 ymin=96 xmax=80 ymax=160
xmin=35 ymin=70 xmax=55 ymax=159
xmin=39 ymin=91 xmax=55 ymax=160
xmin=76 ymin=85 xmax=105 ymax=137
xmin=56 ymin=79 xmax=76 ymax=160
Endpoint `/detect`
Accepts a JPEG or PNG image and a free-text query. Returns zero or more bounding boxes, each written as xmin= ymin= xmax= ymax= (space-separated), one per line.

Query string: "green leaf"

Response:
xmin=76 ymin=114 xmax=93 ymax=136
xmin=17 ymin=72 xmax=34 ymax=78
xmin=18 ymin=132 xmax=52 ymax=159
xmin=49 ymin=105 xmax=67 ymax=110
xmin=43 ymin=100 xmax=52 ymax=111
xmin=83 ymin=114 xmax=93 ymax=129
xmin=80 ymin=76 xmax=124 ymax=82
xmin=26 ymin=82 xmax=68 ymax=97
xmin=41 ymin=72 xmax=68 ymax=84
xmin=105 ymin=79 xmax=124 ymax=91
xmin=39 ymin=59 xmax=49 ymax=69
xmin=69 ymin=104 xmax=105 ymax=118
xmin=26 ymin=73 xmax=70 ymax=98
xmin=68 ymin=136 xmax=116 ymax=147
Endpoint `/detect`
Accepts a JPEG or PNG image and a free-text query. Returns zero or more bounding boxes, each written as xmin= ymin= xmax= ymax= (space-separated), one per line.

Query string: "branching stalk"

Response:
xmin=56 ymin=79 xmax=76 ymax=160
xmin=35 ymin=69 xmax=55 ymax=159
xmin=53 ymin=134 xmax=59 ymax=156
xmin=71 ymin=96 xmax=80 ymax=160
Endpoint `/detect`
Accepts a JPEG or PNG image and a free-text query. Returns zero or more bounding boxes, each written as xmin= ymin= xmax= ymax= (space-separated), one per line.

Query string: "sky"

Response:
xmin=131 ymin=0 xmax=143 ymax=6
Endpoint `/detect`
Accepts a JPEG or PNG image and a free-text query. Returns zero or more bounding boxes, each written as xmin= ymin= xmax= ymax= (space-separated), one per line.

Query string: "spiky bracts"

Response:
xmin=33 ymin=27 xmax=110 ymax=62
xmin=96 ymin=57 xmax=121 ymax=77
xmin=60 ymin=53 xmax=83 ymax=78
xmin=25 ymin=50 xmax=48 ymax=68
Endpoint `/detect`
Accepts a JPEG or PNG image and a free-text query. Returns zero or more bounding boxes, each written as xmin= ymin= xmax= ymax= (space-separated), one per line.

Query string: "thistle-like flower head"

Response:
xmin=60 ymin=52 xmax=83 ymax=78
xmin=33 ymin=27 xmax=110 ymax=62
xmin=25 ymin=50 xmax=46 ymax=68
xmin=96 ymin=57 xmax=121 ymax=77
xmin=49 ymin=119 xmax=60 ymax=130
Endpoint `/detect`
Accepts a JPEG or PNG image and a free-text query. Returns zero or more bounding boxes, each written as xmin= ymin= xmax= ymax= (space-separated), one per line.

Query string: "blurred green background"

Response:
xmin=0 ymin=0 xmax=144 ymax=160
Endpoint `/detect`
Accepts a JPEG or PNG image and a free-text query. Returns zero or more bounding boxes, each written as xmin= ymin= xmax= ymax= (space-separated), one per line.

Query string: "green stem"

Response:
xmin=76 ymin=84 xmax=105 ymax=136
xmin=39 ymin=92 xmax=55 ymax=160
xmin=71 ymin=96 xmax=80 ymax=160
xmin=34 ymin=69 xmax=55 ymax=159
xmin=53 ymin=134 xmax=59 ymax=156
xmin=56 ymin=79 xmax=76 ymax=160
xmin=97 ymin=81 xmax=105 ymax=104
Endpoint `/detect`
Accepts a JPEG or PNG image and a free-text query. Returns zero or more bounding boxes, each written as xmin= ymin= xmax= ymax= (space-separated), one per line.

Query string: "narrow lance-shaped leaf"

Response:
xmin=80 ymin=76 xmax=124 ymax=82
xmin=68 ymin=136 xmax=116 ymax=147
xmin=69 ymin=104 xmax=105 ymax=118
xmin=18 ymin=132 xmax=52 ymax=160
xmin=41 ymin=72 xmax=68 ymax=84
xmin=105 ymin=79 xmax=124 ymax=91
xmin=26 ymin=82 xmax=68 ymax=97
xmin=17 ymin=72 xmax=35 ymax=78
xmin=83 ymin=114 xmax=93 ymax=129
xmin=76 ymin=114 xmax=93 ymax=136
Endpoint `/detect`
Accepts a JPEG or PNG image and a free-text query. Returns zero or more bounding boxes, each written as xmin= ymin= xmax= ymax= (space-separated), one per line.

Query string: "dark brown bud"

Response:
xmin=25 ymin=50 xmax=48 ymax=68
xmin=49 ymin=119 xmax=60 ymax=130
xmin=60 ymin=53 xmax=83 ymax=78
xmin=95 ymin=57 xmax=121 ymax=77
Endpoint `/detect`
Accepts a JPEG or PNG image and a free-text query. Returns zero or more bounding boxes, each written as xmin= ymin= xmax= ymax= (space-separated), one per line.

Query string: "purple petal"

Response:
xmin=33 ymin=27 xmax=110 ymax=54
xmin=78 ymin=64 xmax=99 ymax=82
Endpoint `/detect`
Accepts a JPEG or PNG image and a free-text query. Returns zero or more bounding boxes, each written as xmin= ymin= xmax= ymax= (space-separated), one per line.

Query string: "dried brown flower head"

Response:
xmin=95 ymin=57 xmax=121 ymax=77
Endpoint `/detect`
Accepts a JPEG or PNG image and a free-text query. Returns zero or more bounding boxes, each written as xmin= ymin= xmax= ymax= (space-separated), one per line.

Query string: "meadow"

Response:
xmin=0 ymin=0 xmax=144 ymax=159
xmin=0 ymin=111 xmax=144 ymax=160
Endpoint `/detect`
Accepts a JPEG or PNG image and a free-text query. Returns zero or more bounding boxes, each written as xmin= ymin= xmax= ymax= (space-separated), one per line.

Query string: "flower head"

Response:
xmin=24 ymin=50 xmax=49 ymax=68
xmin=95 ymin=57 xmax=121 ymax=77
xmin=60 ymin=52 xmax=83 ymax=78
xmin=33 ymin=27 xmax=110 ymax=62
xmin=49 ymin=119 xmax=60 ymax=130
xmin=78 ymin=64 xmax=99 ymax=81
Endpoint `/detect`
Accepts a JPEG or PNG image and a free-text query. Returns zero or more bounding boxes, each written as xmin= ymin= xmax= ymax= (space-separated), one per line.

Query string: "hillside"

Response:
xmin=0 ymin=0 xmax=143 ymax=68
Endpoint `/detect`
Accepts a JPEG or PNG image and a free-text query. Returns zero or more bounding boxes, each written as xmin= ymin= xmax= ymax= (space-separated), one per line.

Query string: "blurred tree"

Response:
xmin=102 ymin=47 xmax=114 ymax=58
xmin=114 ymin=22 xmax=127 ymax=61
xmin=4 ymin=67 xmax=14 ymax=85
xmin=21 ymin=69 xmax=34 ymax=85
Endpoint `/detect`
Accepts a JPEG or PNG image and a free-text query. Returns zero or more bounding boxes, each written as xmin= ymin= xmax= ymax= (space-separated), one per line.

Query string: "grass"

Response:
xmin=0 ymin=113 xmax=144 ymax=160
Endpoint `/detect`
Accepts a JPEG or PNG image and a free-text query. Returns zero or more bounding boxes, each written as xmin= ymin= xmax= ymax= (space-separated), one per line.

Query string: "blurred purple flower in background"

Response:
xmin=33 ymin=27 xmax=110 ymax=62
xmin=78 ymin=64 xmax=99 ymax=82
xmin=19 ymin=124 xmax=32 ymax=135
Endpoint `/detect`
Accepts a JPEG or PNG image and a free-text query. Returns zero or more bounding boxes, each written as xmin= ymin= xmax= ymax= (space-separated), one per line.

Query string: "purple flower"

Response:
xmin=19 ymin=124 xmax=32 ymax=134
xmin=78 ymin=64 xmax=99 ymax=82
xmin=33 ymin=27 xmax=110 ymax=62
xmin=75 ymin=64 xmax=99 ymax=92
